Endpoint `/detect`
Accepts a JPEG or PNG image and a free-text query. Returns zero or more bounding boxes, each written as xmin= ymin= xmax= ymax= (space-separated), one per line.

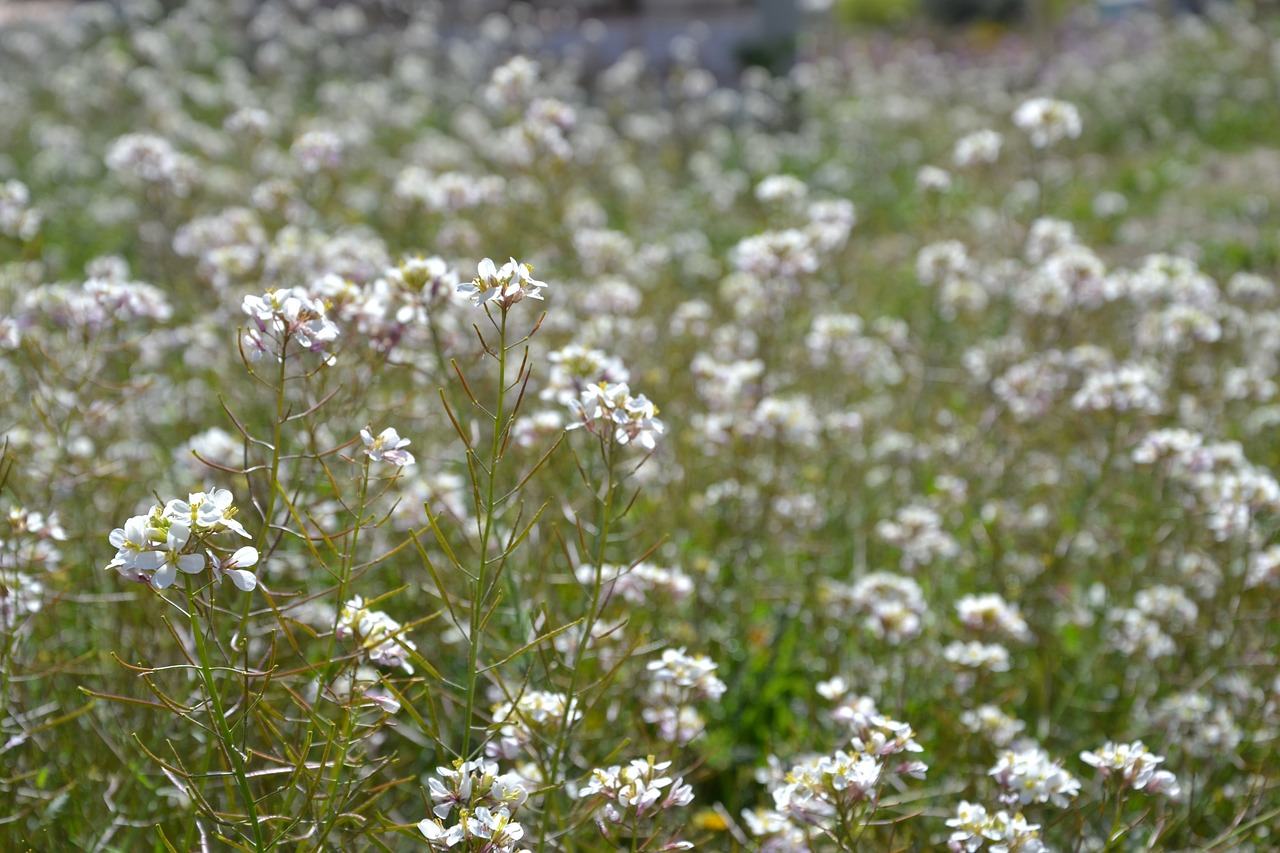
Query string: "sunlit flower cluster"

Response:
xmin=104 ymin=490 xmax=256 ymax=591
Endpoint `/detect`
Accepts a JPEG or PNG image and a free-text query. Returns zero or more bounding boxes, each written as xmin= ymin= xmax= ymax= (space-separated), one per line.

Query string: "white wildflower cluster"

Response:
xmin=1070 ymin=362 xmax=1165 ymax=415
xmin=578 ymin=756 xmax=694 ymax=827
xmin=953 ymin=129 xmax=1004 ymax=168
xmin=105 ymin=132 xmax=199 ymax=196
xmin=641 ymin=647 xmax=724 ymax=746
xmin=1016 ymin=244 xmax=1114 ymax=317
xmin=395 ymin=167 xmax=505 ymax=214
xmin=754 ymin=173 xmax=808 ymax=207
xmin=988 ymin=745 xmax=1080 ymax=808
xmin=917 ymin=164 xmax=953 ymax=194
xmin=944 ymin=640 xmax=1013 ymax=674
xmin=291 ymin=128 xmax=345 ymax=174
xmin=1011 ymin=98 xmax=1082 ymax=149
xmin=1246 ymin=544 xmax=1280 ymax=589
xmin=756 ymin=687 xmax=925 ymax=838
xmin=458 ymin=257 xmax=547 ymax=310
xmin=946 ymin=801 xmax=1047 ymax=853
xmin=484 ymin=55 xmax=540 ymax=110
xmin=956 ymin=593 xmax=1032 ymax=642
xmin=741 ymin=806 xmax=814 ymax=852
xmin=691 ymin=354 xmax=765 ymax=412
xmin=487 ymin=690 xmax=581 ymax=762
xmin=0 ymin=179 xmax=41 ymax=241
xmin=174 ymin=214 xmax=265 ymax=294
xmin=1 ymin=507 xmax=66 ymax=627
xmin=360 ymin=426 xmax=415 ymax=467
xmin=575 ymin=562 xmax=694 ymax=607
xmin=1122 ymin=253 xmax=1220 ymax=308
xmin=1104 ymin=606 xmax=1177 ymax=660
xmin=377 ymin=255 xmax=460 ymax=322
xmin=805 ymin=198 xmax=858 ymax=252
xmin=241 ymin=286 xmax=340 ymax=364
xmin=104 ymin=489 xmax=257 ymax=591
xmin=748 ymin=395 xmax=823 ymax=449
xmin=819 ymin=683 xmax=928 ymax=774
xmin=821 ymin=572 xmax=929 ymax=644
xmin=304 ymin=255 xmax=461 ymax=353
xmin=1080 ymin=740 xmax=1180 ymax=797
xmin=418 ymin=760 xmax=531 ymax=851
xmin=731 ymin=229 xmax=819 ymax=282
xmin=960 ymin=706 xmax=1027 ymax=749
xmin=3 ymin=507 xmax=66 ymax=574
xmin=336 ymin=596 xmax=417 ymax=673
xmin=566 ymin=380 xmax=665 ymax=451
xmin=991 ymin=351 xmax=1070 ymax=421
xmin=917 ymin=240 xmax=973 ymax=287
xmin=805 ymin=314 xmax=904 ymax=386
xmin=540 ymin=344 xmax=630 ymax=407
xmin=1132 ymin=431 xmax=1280 ymax=544
xmin=646 ymin=648 xmax=727 ymax=702
xmin=876 ymin=504 xmax=961 ymax=570
xmin=572 ymin=229 xmax=635 ymax=279
xmin=1149 ymin=691 xmax=1242 ymax=759
xmin=771 ymin=750 xmax=882 ymax=823
xmin=16 ymin=263 xmax=172 ymax=334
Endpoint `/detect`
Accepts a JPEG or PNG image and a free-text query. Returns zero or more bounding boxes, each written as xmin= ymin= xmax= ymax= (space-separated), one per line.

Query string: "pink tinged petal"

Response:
xmin=115 ymin=564 xmax=150 ymax=584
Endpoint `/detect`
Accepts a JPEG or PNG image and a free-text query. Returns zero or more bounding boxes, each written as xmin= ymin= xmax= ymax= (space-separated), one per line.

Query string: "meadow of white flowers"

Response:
xmin=1 ymin=0 xmax=1279 ymax=849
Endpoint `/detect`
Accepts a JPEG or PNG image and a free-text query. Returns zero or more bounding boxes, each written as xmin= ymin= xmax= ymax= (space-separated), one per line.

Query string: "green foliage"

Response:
xmin=837 ymin=0 xmax=921 ymax=27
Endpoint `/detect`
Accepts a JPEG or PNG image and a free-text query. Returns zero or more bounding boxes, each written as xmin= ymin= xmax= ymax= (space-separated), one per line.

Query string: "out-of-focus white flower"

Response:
xmin=953 ymin=129 xmax=1003 ymax=168
xmin=989 ymin=745 xmax=1080 ymax=808
xmin=336 ymin=596 xmax=417 ymax=673
xmin=1012 ymin=98 xmax=1082 ymax=148
xmin=916 ymin=165 xmax=953 ymax=194
xmin=1080 ymin=740 xmax=1180 ymax=798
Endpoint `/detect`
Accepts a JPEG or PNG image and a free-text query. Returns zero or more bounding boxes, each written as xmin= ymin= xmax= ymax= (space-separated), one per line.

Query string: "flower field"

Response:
xmin=2 ymin=1 xmax=1280 ymax=850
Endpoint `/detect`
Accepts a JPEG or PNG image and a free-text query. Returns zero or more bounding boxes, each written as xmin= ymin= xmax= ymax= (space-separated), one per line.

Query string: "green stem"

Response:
xmin=538 ymin=438 xmax=617 ymax=853
xmin=187 ymin=584 xmax=268 ymax=853
xmin=254 ymin=344 xmax=291 ymax=558
xmin=461 ymin=307 xmax=510 ymax=760
xmin=309 ymin=460 xmax=371 ymax=850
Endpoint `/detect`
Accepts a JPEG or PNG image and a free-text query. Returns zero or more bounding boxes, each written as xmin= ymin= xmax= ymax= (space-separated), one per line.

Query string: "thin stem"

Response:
xmin=310 ymin=459 xmax=371 ymax=850
xmin=539 ymin=438 xmax=617 ymax=853
xmin=187 ymin=584 xmax=268 ymax=853
xmin=461 ymin=307 xmax=510 ymax=759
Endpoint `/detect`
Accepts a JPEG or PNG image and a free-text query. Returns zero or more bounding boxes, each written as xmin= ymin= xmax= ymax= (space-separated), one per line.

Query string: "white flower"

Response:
xmin=458 ymin=257 xmax=547 ymax=309
xmin=360 ymin=427 xmax=415 ymax=466
xmin=209 ymin=546 xmax=259 ymax=592
xmin=1080 ymin=740 xmax=1180 ymax=797
xmin=1012 ymin=98 xmax=1082 ymax=148
xmin=989 ymin=745 xmax=1080 ymax=808
xmin=150 ymin=523 xmax=205 ymax=590
xmin=419 ymin=817 xmax=465 ymax=848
